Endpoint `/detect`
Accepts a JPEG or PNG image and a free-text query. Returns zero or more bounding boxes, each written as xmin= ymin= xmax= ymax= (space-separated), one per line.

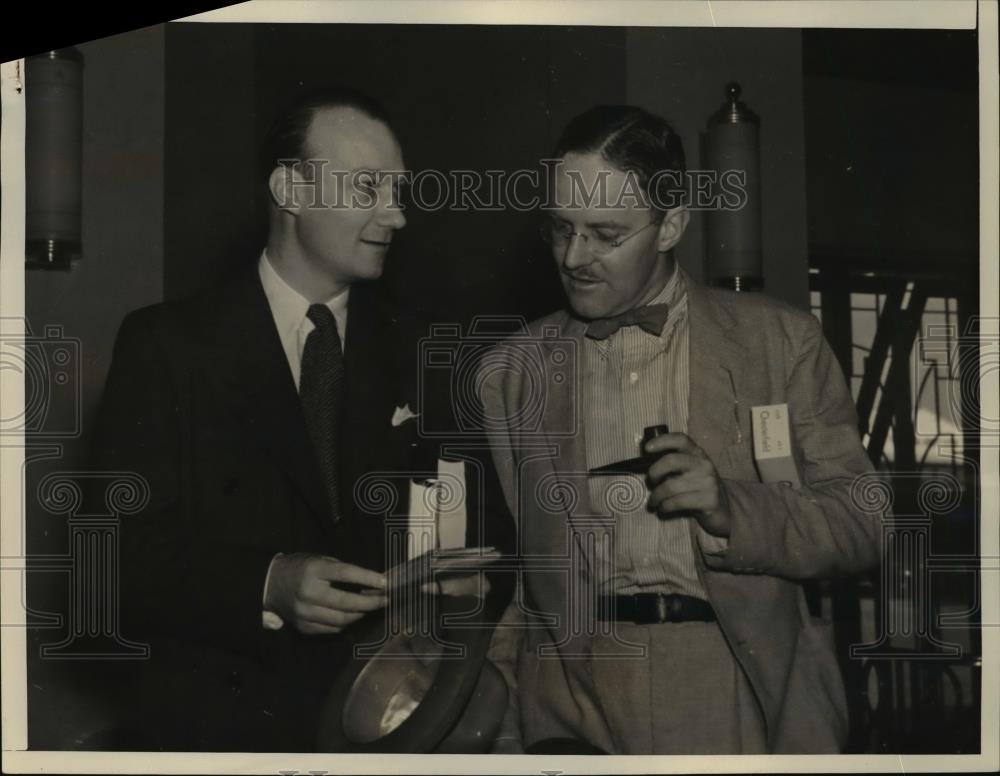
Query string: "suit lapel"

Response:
xmin=685 ymin=283 xmax=749 ymax=587
xmin=685 ymin=281 xmax=747 ymax=470
xmin=534 ymin=312 xmax=601 ymax=583
xmin=540 ymin=311 xmax=590 ymax=507
xmin=341 ymin=283 xmax=388 ymax=494
xmin=205 ymin=266 xmax=334 ymax=539
xmin=338 ymin=284 xmax=412 ymax=569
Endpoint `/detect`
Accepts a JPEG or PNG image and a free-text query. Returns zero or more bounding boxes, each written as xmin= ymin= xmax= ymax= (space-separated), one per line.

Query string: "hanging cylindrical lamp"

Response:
xmin=25 ymin=48 xmax=84 ymax=270
xmin=704 ymin=82 xmax=762 ymax=291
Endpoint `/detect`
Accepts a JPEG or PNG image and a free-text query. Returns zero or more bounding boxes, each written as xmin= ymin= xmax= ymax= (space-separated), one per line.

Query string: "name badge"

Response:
xmin=751 ymin=403 xmax=802 ymax=488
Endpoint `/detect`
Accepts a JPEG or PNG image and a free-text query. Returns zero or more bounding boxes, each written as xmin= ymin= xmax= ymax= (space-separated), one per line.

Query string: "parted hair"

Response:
xmin=552 ymin=105 xmax=687 ymax=211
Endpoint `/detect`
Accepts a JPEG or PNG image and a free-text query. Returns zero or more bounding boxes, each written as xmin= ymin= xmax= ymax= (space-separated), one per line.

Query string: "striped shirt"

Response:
xmin=583 ymin=266 xmax=710 ymax=598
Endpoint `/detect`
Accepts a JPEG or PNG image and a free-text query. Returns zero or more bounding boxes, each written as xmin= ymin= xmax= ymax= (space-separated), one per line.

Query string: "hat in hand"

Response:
xmin=315 ymin=591 xmax=507 ymax=753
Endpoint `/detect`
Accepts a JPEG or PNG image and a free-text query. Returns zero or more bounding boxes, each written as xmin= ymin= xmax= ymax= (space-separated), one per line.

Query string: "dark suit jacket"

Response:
xmin=89 ymin=263 xmax=512 ymax=751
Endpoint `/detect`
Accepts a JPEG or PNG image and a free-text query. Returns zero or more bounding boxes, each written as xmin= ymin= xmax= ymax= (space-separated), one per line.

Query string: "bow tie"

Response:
xmin=585 ymin=303 xmax=669 ymax=340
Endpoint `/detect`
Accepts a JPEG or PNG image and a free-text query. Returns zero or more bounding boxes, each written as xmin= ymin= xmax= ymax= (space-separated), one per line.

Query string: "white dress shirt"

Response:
xmin=258 ymin=250 xmax=350 ymax=387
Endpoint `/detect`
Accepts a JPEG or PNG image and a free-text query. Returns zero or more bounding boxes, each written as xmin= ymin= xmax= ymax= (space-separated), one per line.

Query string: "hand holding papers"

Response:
xmin=385 ymin=546 xmax=502 ymax=595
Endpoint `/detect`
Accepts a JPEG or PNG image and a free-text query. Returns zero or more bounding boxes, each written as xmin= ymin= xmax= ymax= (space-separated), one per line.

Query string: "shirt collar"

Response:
xmin=649 ymin=263 xmax=688 ymax=346
xmin=258 ymin=250 xmax=350 ymax=340
xmin=648 ymin=261 xmax=686 ymax=308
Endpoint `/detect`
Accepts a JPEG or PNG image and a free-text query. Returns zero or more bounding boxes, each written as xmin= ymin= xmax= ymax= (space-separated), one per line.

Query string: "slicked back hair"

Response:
xmin=259 ymin=85 xmax=395 ymax=187
xmin=552 ymin=105 xmax=687 ymax=212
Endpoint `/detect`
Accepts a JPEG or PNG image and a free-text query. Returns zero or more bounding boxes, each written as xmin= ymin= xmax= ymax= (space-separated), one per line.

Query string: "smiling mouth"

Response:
xmin=564 ymin=273 xmax=602 ymax=285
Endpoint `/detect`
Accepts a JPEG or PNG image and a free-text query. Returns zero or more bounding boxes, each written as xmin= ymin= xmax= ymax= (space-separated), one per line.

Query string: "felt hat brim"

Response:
xmin=315 ymin=592 xmax=506 ymax=753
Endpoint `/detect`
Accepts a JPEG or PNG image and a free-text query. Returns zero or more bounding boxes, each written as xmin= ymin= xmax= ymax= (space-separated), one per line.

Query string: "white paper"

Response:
xmin=406 ymin=480 xmax=437 ymax=560
xmin=436 ymin=458 xmax=467 ymax=550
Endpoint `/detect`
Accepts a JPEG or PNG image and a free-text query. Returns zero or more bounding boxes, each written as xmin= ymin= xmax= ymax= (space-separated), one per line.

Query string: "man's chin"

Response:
xmin=358 ymin=257 xmax=386 ymax=279
xmin=566 ymin=297 xmax=612 ymax=321
xmin=562 ymin=281 xmax=612 ymax=319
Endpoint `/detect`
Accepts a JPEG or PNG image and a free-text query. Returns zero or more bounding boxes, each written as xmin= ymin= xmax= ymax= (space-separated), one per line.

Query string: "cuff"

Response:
xmin=696 ymin=526 xmax=730 ymax=558
xmin=261 ymin=552 xmax=285 ymax=630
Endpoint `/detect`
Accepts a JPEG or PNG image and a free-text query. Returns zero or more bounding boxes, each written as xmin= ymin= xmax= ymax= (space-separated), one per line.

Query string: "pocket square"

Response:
xmin=391 ymin=403 xmax=420 ymax=427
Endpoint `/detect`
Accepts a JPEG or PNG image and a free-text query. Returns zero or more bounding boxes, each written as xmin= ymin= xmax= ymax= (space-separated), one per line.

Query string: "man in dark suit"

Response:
xmin=90 ymin=87 xmax=509 ymax=751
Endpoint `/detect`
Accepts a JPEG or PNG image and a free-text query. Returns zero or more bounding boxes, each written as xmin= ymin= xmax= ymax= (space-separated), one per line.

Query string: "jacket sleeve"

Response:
xmin=89 ymin=309 xmax=277 ymax=658
xmin=700 ymin=314 xmax=884 ymax=579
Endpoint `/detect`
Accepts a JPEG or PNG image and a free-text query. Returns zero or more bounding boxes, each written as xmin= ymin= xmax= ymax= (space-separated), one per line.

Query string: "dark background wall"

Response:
xmin=164 ymin=24 xmax=810 ymax=318
xmin=163 ymin=24 xmax=632 ymax=321
xmin=803 ymin=29 xmax=979 ymax=277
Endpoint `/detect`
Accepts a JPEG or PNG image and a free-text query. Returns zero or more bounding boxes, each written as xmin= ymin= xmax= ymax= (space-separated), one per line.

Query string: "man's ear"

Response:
xmin=267 ymin=165 xmax=303 ymax=213
xmin=655 ymin=206 xmax=690 ymax=253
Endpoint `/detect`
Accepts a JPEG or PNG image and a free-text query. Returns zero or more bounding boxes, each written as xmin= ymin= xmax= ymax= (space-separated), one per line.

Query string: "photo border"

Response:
xmin=2 ymin=1 xmax=996 ymax=773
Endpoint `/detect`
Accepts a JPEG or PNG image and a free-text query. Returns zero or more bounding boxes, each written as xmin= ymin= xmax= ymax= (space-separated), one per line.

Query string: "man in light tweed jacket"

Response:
xmin=478 ymin=105 xmax=882 ymax=754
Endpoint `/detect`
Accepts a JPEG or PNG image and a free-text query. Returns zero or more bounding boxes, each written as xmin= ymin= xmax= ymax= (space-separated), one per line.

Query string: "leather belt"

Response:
xmin=597 ymin=593 xmax=716 ymax=624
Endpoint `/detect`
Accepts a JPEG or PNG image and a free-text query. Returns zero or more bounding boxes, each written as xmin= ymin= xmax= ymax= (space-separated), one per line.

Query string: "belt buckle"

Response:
xmin=656 ymin=594 xmax=670 ymax=623
xmin=630 ymin=593 xmax=677 ymax=624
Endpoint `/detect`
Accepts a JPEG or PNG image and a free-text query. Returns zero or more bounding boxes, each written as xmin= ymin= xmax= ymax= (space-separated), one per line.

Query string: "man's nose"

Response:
xmin=376 ymin=192 xmax=407 ymax=230
xmin=560 ymin=233 xmax=591 ymax=270
xmin=378 ymin=204 xmax=406 ymax=230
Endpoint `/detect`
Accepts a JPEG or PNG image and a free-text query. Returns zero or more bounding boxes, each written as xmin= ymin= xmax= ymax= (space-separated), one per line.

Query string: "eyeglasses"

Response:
xmin=539 ymin=217 xmax=660 ymax=257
